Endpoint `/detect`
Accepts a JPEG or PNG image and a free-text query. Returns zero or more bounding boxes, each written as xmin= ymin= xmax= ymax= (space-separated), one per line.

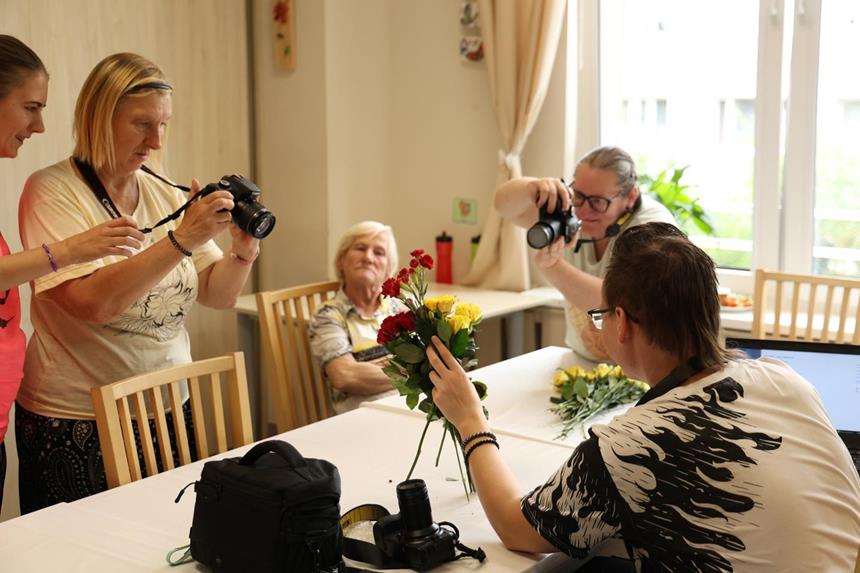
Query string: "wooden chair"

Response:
xmin=92 ymin=352 xmax=253 ymax=488
xmin=752 ymin=269 xmax=860 ymax=343
xmin=256 ymin=280 xmax=341 ymax=433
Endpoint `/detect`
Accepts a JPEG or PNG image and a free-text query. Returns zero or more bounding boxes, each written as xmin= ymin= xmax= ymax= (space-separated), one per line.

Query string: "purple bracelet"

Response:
xmin=42 ymin=243 xmax=59 ymax=272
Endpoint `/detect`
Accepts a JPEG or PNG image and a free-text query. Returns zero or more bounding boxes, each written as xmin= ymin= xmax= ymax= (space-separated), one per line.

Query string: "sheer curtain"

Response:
xmin=461 ymin=0 xmax=567 ymax=290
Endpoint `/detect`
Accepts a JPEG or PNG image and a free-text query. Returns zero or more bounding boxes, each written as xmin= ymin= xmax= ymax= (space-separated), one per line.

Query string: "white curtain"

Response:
xmin=461 ymin=0 xmax=568 ymax=290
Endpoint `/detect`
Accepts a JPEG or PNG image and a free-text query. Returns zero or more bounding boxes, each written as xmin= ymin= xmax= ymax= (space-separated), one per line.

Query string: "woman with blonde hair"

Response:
xmin=0 ymin=36 xmax=143 ymax=513
xmin=309 ymin=221 xmax=404 ymax=413
xmin=16 ymin=52 xmax=259 ymax=512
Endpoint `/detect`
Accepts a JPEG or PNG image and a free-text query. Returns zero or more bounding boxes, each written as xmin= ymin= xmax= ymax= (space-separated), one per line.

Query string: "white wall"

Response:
xmin=254 ymin=0 xmax=569 ymax=289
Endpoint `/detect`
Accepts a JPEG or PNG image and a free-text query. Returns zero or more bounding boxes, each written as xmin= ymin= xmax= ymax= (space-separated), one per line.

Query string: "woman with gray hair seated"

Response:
xmin=309 ymin=221 xmax=405 ymax=413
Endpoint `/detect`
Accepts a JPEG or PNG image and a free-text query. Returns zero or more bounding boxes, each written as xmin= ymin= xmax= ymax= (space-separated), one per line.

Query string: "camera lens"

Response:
xmin=396 ymin=479 xmax=438 ymax=540
xmin=233 ymin=201 xmax=276 ymax=239
xmin=527 ymin=221 xmax=559 ymax=249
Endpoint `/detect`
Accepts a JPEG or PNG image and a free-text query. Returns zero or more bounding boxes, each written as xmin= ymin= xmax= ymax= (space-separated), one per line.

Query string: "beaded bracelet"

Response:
xmin=167 ymin=230 xmax=192 ymax=257
xmin=464 ymin=438 xmax=499 ymax=467
xmin=461 ymin=430 xmax=497 ymax=449
xmin=41 ymin=243 xmax=59 ymax=272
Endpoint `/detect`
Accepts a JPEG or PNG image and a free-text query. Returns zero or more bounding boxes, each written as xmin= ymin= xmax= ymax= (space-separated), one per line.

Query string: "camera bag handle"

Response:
xmin=239 ymin=439 xmax=307 ymax=468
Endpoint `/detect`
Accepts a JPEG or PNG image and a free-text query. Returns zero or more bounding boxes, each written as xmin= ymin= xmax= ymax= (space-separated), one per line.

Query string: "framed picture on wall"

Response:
xmin=273 ymin=0 xmax=296 ymax=71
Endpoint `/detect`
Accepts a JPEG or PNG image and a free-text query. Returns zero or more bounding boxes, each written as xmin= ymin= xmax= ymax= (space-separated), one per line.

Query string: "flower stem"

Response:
xmin=435 ymin=420 xmax=447 ymax=467
xmin=407 ymin=412 xmax=433 ymax=480
xmin=450 ymin=424 xmax=470 ymax=500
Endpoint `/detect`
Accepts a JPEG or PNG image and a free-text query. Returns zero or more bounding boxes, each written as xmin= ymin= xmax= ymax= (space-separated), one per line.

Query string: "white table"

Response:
xmin=0 ymin=406 xmax=580 ymax=572
xmin=235 ymin=283 xmax=561 ymax=436
xmin=366 ymin=346 xmax=633 ymax=448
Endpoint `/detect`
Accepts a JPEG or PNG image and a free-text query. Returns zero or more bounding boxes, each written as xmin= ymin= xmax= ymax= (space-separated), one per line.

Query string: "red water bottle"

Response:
xmin=435 ymin=231 xmax=453 ymax=284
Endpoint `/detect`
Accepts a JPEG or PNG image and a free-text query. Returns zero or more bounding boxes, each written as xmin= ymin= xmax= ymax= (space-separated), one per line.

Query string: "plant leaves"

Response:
xmin=573 ymin=378 xmax=589 ymax=400
xmin=406 ymin=393 xmax=419 ymax=410
xmin=450 ymin=329 xmax=470 ymax=357
xmin=436 ymin=319 xmax=452 ymax=346
xmin=393 ymin=342 xmax=425 ymax=364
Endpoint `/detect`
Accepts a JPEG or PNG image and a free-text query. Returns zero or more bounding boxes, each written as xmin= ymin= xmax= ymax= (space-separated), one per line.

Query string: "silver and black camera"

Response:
xmin=526 ymin=204 xmax=581 ymax=249
xmin=199 ymin=175 xmax=276 ymax=239
xmin=372 ymin=479 xmax=457 ymax=572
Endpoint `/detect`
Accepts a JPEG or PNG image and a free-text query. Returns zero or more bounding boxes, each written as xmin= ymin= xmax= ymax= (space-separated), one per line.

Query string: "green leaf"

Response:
xmin=436 ymin=319 xmax=452 ymax=346
xmin=382 ymin=364 xmax=405 ymax=380
xmin=472 ymin=380 xmax=488 ymax=400
xmin=573 ymin=378 xmax=589 ymax=400
xmin=406 ymin=393 xmax=419 ymax=410
xmin=393 ymin=342 xmax=425 ymax=364
xmin=450 ymin=329 xmax=470 ymax=357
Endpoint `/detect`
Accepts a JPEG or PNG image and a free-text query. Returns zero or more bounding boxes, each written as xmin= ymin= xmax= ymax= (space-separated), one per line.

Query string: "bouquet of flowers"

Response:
xmin=550 ymin=363 xmax=648 ymax=439
xmin=377 ymin=249 xmax=487 ymax=496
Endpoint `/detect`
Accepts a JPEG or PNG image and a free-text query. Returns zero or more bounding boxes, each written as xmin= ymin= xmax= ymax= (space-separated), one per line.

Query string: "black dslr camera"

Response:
xmin=199 ymin=175 xmax=276 ymax=239
xmin=527 ymin=204 xmax=581 ymax=249
xmin=373 ymin=479 xmax=457 ymax=571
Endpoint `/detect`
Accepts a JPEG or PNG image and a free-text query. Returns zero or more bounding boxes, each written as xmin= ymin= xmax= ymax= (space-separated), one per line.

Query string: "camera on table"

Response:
xmin=199 ymin=175 xmax=276 ymax=239
xmin=527 ymin=204 xmax=581 ymax=250
xmin=373 ymin=479 xmax=457 ymax=571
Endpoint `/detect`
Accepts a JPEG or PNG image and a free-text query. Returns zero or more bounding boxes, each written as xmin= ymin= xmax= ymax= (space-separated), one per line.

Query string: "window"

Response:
xmin=577 ymin=0 xmax=860 ymax=285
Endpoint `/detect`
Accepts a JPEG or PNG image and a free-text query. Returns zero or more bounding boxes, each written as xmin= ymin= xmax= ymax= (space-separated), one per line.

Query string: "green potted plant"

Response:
xmin=640 ymin=166 xmax=716 ymax=236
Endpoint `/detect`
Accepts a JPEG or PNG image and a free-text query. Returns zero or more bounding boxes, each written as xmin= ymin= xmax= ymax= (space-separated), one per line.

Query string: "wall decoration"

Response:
xmin=453 ymin=197 xmax=478 ymax=224
xmin=458 ymin=2 xmax=483 ymax=62
xmin=459 ymin=1 xmax=480 ymax=28
xmin=272 ymin=0 xmax=296 ymax=71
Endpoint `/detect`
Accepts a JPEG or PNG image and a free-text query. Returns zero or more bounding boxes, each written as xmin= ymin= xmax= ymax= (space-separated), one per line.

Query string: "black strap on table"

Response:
xmin=72 ymin=158 xmax=195 ymax=234
xmin=636 ymin=357 xmax=704 ymax=406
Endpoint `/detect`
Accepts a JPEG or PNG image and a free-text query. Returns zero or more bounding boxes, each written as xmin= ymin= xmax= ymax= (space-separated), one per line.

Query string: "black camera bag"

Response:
xmin=188 ymin=439 xmax=344 ymax=573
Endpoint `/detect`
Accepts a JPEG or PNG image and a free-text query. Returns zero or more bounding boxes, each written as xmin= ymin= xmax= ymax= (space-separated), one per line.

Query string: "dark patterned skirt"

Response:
xmin=15 ymin=401 xmax=196 ymax=514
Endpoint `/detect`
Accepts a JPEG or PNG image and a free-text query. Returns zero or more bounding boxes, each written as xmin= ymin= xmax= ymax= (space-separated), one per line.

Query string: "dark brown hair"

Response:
xmin=603 ymin=222 xmax=733 ymax=368
xmin=0 ymin=35 xmax=47 ymax=100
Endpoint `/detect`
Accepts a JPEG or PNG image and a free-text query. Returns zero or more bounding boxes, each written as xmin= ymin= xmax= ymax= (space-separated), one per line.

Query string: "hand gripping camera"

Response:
xmin=199 ymin=175 xmax=276 ymax=239
xmin=372 ymin=479 xmax=459 ymax=571
xmin=526 ymin=204 xmax=581 ymax=249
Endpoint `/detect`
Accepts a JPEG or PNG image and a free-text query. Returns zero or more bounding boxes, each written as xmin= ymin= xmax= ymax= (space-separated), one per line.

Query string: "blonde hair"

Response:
xmin=73 ymin=52 xmax=172 ymax=172
xmin=334 ymin=221 xmax=398 ymax=285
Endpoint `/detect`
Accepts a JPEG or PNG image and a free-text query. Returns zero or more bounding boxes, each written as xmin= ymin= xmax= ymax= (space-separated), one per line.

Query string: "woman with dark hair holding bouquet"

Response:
xmin=0 ymin=36 xmax=144 ymax=513
xmin=16 ymin=52 xmax=259 ymax=513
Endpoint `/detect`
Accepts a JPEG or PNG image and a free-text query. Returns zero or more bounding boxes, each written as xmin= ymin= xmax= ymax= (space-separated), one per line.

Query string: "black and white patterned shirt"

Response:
xmin=522 ymin=358 xmax=860 ymax=572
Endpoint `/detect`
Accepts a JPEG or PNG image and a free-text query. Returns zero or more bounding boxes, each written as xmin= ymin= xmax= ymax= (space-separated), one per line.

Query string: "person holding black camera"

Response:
xmin=15 ymin=52 xmax=260 ymax=513
xmin=428 ymin=222 xmax=860 ymax=571
xmin=494 ymin=146 xmax=674 ymax=361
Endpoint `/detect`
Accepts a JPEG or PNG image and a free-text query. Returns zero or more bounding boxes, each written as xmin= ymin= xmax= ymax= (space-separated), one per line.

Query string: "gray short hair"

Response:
xmin=334 ymin=221 xmax=398 ymax=285
xmin=576 ymin=146 xmax=638 ymax=195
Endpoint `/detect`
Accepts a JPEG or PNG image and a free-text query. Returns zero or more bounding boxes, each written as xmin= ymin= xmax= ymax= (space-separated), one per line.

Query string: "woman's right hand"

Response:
xmin=527 ymin=177 xmax=571 ymax=214
xmin=171 ymin=178 xmax=235 ymax=251
xmin=56 ymin=215 xmax=146 ymax=266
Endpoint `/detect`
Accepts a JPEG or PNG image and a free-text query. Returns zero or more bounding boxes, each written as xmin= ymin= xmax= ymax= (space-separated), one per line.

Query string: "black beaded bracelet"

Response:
xmin=461 ymin=430 xmax=497 ymax=448
xmin=463 ymin=438 xmax=499 ymax=467
xmin=167 ymin=230 xmax=192 ymax=257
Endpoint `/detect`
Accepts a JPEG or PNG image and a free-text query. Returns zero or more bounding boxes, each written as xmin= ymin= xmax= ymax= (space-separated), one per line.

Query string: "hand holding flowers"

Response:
xmin=377 ymin=249 xmax=488 ymax=496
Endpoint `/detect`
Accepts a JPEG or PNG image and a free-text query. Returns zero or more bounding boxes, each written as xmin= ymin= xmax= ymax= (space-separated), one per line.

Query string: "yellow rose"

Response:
xmin=565 ymin=366 xmax=585 ymax=379
xmin=612 ymin=365 xmax=624 ymax=378
xmin=595 ymin=363 xmax=612 ymax=378
xmin=454 ymin=303 xmax=482 ymax=324
xmin=446 ymin=313 xmax=471 ymax=333
xmin=586 ymin=371 xmax=597 ymax=382
xmin=553 ymin=370 xmax=568 ymax=388
xmin=425 ymin=295 xmax=458 ymax=315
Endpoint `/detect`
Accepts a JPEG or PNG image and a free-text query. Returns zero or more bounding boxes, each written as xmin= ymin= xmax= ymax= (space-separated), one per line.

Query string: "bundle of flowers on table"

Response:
xmin=550 ymin=363 xmax=648 ymax=439
xmin=377 ymin=249 xmax=487 ymax=497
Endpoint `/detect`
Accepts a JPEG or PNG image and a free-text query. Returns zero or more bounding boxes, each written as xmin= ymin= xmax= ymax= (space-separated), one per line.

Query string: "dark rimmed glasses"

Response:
xmin=569 ymin=186 xmax=624 ymax=214
xmin=587 ymin=307 xmax=640 ymax=330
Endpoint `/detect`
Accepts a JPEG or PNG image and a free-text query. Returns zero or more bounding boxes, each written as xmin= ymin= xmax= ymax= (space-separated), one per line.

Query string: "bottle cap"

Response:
xmin=470 ymin=234 xmax=481 ymax=244
xmin=436 ymin=231 xmax=452 ymax=242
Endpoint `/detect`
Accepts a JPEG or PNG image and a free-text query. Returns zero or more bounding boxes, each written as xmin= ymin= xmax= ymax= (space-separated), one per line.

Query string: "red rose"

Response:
xmin=398 ymin=268 xmax=411 ymax=283
xmin=381 ymin=277 xmax=400 ymax=298
xmin=419 ymin=254 xmax=434 ymax=269
xmin=377 ymin=315 xmax=401 ymax=344
xmin=409 ymin=259 xmax=419 ymax=268
xmin=410 ymin=249 xmax=425 ymax=257
xmin=395 ymin=311 xmax=416 ymax=332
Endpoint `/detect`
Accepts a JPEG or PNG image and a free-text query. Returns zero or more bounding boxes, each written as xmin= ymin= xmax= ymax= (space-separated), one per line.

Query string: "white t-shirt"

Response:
xmin=17 ymin=158 xmax=222 ymax=419
xmin=522 ymin=357 xmax=860 ymax=571
xmin=563 ymin=196 xmax=675 ymax=361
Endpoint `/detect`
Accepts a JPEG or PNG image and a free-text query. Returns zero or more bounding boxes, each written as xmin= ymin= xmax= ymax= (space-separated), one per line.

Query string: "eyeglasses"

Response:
xmin=587 ymin=307 xmax=640 ymax=330
xmin=569 ymin=186 xmax=624 ymax=214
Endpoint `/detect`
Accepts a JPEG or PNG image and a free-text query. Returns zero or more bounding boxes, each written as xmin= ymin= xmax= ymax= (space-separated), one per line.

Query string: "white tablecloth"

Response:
xmin=366 ymin=346 xmax=635 ymax=448
xmin=0 ymin=406 xmax=582 ymax=572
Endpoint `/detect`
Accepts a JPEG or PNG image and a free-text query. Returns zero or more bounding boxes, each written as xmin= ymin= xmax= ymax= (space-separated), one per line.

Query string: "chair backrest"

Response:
xmin=92 ymin=351 xmax=253 ymax=488
xmin=752 ymin=269 xmax=860 ymax=343
xmin=256 ymin=280 xmax=341 ymax=433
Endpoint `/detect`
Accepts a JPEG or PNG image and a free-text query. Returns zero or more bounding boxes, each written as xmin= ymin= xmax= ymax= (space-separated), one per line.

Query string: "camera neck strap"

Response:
xmin=339 ymin=504 xmax=486 ymax=571
xmin=73 ymin=158 xmax=195 ymax=235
